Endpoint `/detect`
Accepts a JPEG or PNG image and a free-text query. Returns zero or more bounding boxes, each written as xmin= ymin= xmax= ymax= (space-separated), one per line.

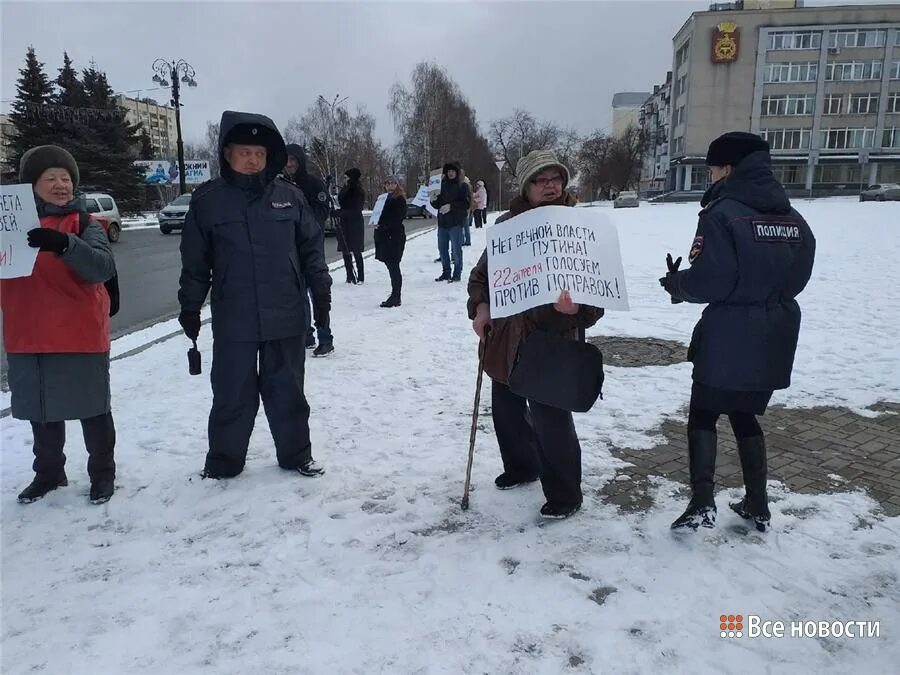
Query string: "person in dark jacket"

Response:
xmin=468 ymin=150 xmax=603 ymax=520
xmin=431 ymin=162 xmax=470 ymax=282
xmin=281 ymin=144 xmax=334 ymax=356
xmin=337 ymin=168 xmax=366 ymax=284
xmin=373 ymin=175 xmax=407 ymax=307
xmin=2 ymin=145 xmax=117 ymax=505
xmin=178 ymin=110 xmax=333 ymax=479
xmin=660 ymin=132 xmax=815 ymax=532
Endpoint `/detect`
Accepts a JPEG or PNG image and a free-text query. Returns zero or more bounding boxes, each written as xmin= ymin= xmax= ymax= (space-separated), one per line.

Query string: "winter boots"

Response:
xmin=380 ymin=295 xmax=401 ymax=308
xmin=729 ymin=435 xmax=771 ymax=532
xmin=18 ymin=474 xmax=68 ymax=504
xmin=671 ymin=430 xmax=718 ymax=530
xmin=494 ymin=472 xmax=539 ymax=490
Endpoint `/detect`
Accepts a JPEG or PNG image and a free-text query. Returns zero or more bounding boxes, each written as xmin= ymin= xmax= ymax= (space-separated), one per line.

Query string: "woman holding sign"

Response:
xmin=1 ymin=145 xmax=117 ymax=505
xmin=373 ymin=175 xmax=407 ymax=308
xmin=467 ymin=150 xmax=603 ymax=520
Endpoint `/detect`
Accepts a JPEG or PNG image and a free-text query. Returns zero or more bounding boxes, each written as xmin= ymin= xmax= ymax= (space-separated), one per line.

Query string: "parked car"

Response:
xmin=158 ymin=193 xmax=192 ymax=234
xmin=859 ymin=184 xmax=900 ymax=202
xmin=406 ymin=203 xmax=433 ymax=219
xmin=613 ymin=191 xmax=640 ymax=209
xmin=83 ymin=193 xmax=121 ymax=242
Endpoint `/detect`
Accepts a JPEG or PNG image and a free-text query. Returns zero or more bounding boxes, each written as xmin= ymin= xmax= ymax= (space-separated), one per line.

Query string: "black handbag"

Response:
xmin=508 ymin=331 xmax=604 ymax=413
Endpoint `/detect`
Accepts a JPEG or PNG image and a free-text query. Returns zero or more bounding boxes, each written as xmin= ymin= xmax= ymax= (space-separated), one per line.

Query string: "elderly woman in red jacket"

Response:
xmin=1 ymin=145 xmax=117 ymax=505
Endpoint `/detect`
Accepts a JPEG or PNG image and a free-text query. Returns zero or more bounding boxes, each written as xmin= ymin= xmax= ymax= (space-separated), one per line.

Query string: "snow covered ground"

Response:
xmin=2 ymin=199 xmax=898 ymax=673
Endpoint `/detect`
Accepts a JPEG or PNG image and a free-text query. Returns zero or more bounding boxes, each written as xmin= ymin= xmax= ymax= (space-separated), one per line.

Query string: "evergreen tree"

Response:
xmin=5 ymin=47 xmax=55 ymax=181
xmin=74 ymin=63 xmax=146 ymax=212
xmin=55 ymin=51 xmax=86 ymax=107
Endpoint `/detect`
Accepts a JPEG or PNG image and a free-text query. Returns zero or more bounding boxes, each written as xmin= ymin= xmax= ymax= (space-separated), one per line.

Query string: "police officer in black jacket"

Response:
xmin=661 ymin=132 xmax=815 ymax=532
xmin=178 ymin=111 xmax=333 ymax=479
xmin=281 ymin=144 xmax=334 ymax=356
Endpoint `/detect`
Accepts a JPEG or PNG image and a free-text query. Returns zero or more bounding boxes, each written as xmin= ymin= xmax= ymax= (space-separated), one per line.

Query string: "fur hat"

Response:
xmin=345 ymin=167 xmax=361 ymax=181
xmin=705 ymin=131 xmax=770 ymax=167
xmin=223 ymin=123 xmax=280 ymax=151
xmin=516 ymin=150 xmax=570 ymax=197
xmin=19 ymin=145 xmax=80 ymax=187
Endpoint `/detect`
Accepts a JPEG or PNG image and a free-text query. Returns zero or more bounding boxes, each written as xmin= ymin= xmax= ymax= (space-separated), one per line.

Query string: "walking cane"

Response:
xmin=461 ymin=326 xmax=490 ymax=511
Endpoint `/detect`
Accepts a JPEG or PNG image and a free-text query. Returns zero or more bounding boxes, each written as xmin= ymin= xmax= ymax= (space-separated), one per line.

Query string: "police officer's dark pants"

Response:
xmin=31 ymin=413 xmax=116 ymax=484
xmin=206 ymin=336 xmax=311 ymax=476
xmin=492 ymin=380 xmax=582 ymax=506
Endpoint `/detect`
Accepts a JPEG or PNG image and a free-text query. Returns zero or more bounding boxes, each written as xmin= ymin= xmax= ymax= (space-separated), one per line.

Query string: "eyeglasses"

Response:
xmin=531 ymin=175 xmax=564 ymax=188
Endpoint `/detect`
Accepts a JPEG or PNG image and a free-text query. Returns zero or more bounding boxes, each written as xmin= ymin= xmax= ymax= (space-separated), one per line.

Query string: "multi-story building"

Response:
xmin=667 ymin=2 xmax=900 ymax=194
xmin=115 ymin=94 xmax=177 ymax=159
xmin=639 ymin=73 xmax=673 ymax=194
xmin=612 ymin=92 xmax=651 ymax=137
xmin=0 ymin=113 xmax=15 ymax=175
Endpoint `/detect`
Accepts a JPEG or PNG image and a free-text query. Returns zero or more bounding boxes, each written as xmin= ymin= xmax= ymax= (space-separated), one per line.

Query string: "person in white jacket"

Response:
xmin=473 ymin=179 xmax=488 ymax=228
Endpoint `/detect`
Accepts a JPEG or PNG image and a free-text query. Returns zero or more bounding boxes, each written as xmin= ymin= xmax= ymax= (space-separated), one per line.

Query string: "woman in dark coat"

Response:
xmin=0 ymin=145 xmax=118 ymax=505
xmin=373 ymin=175 xmax=407 ymax=307
xmin=661 ymin=132 xmax=815 ymax=533
xmin=337 ymin=167 xmax=366 ymax=284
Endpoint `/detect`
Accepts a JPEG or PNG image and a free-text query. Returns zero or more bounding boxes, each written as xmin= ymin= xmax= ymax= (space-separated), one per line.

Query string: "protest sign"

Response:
xmin=487 ymin=205 xmax=629 ymax=319
xmin=369 ymin=193 xmax=388 ymax=226
xmin=0 ymin=184 xmax=40 ymax=279
xmin=410 ymin=172 xmax=441 ymax=216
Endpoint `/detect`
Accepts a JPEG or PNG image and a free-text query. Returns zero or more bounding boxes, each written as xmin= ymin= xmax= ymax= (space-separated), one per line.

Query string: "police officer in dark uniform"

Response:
xmin=281 ymin=144 xmax=334 ymax=357
xmin=178 ymin=111 xmax=333 ymax=479
xmin=660 ymin=132 xmax=815 ymax=532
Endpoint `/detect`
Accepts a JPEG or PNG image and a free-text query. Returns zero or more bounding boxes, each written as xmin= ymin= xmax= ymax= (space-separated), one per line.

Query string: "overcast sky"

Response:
xmin=1 ymin=0 xmax=892 ymax=146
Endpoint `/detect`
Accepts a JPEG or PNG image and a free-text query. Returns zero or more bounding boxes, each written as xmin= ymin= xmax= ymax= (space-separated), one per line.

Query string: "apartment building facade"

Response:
xmin=115 ymin=94 xmax=177 ymax=159
xmin=668 ymin=3 xmax=900 ymax=194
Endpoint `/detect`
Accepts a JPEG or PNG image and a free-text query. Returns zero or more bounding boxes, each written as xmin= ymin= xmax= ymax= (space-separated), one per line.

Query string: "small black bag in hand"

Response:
xmin=188 ymin=340 xmax=202 ymax=376
xmin=508 ymin=331 xmax=604 ymax=413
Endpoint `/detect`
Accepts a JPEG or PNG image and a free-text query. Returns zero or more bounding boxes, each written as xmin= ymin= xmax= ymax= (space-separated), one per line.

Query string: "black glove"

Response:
xmin=660 ymin=253 xmax=684 ymax=304
xmin=27 ymin=228 xmax=70 ymax=254
xmin=179 ymin=311 xmax=201 ymax=341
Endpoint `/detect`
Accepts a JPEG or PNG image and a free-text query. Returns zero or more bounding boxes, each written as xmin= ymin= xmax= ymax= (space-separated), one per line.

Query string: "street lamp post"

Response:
xmin=152 ymin=58 xmax=197 ymax=195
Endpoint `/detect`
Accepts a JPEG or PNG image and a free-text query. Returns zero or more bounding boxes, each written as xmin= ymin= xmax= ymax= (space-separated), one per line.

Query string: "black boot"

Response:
xmin=671 ymin=429 xmax=718 ymax=530
xmin=435 ymin=273 xmax=451 ymax=282
xmin=20 ymin=422 xmax=68 ymax=503
xmin=355 ymin=253 xmax=365 ymax=284
xmin=90 ymin=479 xmax=115 ymax=505
xmin=380 ymin=295 xmax=401 ymax=308
xmin=343 ymin=254 xmax=357 ymax=284
xmin=730 ymin=435 xmax=771 ymax=532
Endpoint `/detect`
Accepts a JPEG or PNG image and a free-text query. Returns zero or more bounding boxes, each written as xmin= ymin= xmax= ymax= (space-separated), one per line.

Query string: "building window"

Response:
xmin=771 ymin=164 xmax=804 ymax=185
xmin=824 ymin=94 xmax=844 ymax=115
xmin=825 ymin=61 xmax=883 ymax=81
xmin=675 ymin=42 xmax=690 ymax=69
xmin=888 ymin=93 xmax=900 ymax=113
xmin=764 ymin=62 xmax=818 ymax=83
xmin=820 ymin=128 xmax=876 ymax=149
xmin=760 ymin=128 xmax=811 ymax=150
xmin=892 ymin=61 xmax=900 ymax=80
xmin=829 ymin=29 xmax=887 ymax=49
xmin=672 ymin=137 xmax=685 ymax=154
xmin=768 ymin=31 xmax=822 ymax=51
xmin=761 ymin=94 xmax=815 ymax=116
xmin=673 ymin=106 xmax=686 ymax=126
xmin=675 ymin=75 xmax=687 ymax=98
xmin=883 ymin=128 xmax=900 ymax=148
xmin=848 ymin=94 xmax=879 ymax=115
xmin=815 ymin=164 xmax=862 ymax=184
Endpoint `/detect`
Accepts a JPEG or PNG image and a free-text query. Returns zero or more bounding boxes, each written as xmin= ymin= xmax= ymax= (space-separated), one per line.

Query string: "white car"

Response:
xmin=83 ymin=192 xmax=122 ymax=242
xmin=613 ymin=191 xmax=640 ymax=209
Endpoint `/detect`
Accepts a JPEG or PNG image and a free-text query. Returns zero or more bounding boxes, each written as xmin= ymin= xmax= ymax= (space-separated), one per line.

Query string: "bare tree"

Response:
xmin=575 ymin=124 xmax=648 ymax=201
xmin=488 ymin=109 xmax=580 ymax=180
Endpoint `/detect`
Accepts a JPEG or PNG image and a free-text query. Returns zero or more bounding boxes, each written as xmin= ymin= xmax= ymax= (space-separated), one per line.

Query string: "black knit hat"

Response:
xmin=705 ymin=132 xmax=770 ymax=167
xmin=345 ymin=167 xmax=361 ymax=181
xmin=19 ymin=145 xmax=80 ymax=187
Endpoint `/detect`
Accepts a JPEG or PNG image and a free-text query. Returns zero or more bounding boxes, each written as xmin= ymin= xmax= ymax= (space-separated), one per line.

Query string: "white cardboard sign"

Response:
xmin=0 ymin=184 xmax=40 ymax=279
xmin=487 ymin=205 xmax=629 ymax=319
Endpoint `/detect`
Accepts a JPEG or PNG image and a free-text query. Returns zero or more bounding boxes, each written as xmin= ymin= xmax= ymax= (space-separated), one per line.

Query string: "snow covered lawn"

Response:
xmin=2 ymin=199 xmax=898 ymax=673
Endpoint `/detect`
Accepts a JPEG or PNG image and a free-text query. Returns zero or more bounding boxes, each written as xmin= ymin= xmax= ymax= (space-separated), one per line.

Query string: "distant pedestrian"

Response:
xmin=473 ymin=179 xmax=488 ymax=228
xmin=338 ymin=168 xmax=366 ymax=284
xmin=430 ymin=161 xmax=470 ymax=282
xmin=374 ymin=175 xmax=407 ymax=307
xmin=3 ymin=145 xmax=118 ymax=505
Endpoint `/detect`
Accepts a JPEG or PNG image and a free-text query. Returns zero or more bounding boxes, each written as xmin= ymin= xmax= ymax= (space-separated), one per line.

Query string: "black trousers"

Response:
xmin=206 ymin=336 xmax=311 ymax=476
xmin=474 ymin=209 xmax=487 ymax=228
xmin=31 ymin=413 xmax=116 ymax=483
xmin=491 ymin=380 xmax=582 ymax=505
xmin=343 ymin=252 xmax=364 ymax=282
xmin=384 ymin=260 xmax=402 ymax=298
xmin=687 ymin=405 xmax=762 ymax=438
